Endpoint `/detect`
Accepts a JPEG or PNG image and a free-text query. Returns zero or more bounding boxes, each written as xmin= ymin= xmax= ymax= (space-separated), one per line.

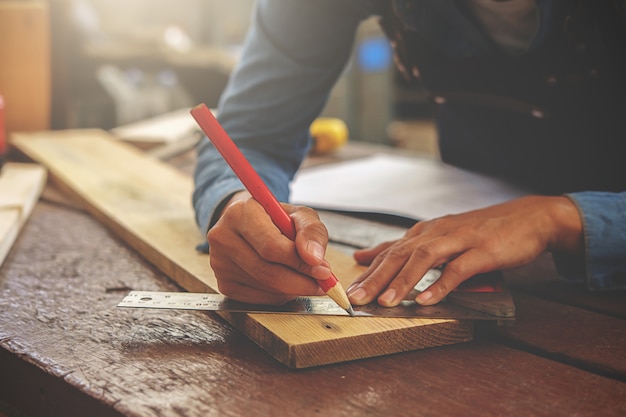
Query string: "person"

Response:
xmin=193 ymin=0 xmax=626 ymax=308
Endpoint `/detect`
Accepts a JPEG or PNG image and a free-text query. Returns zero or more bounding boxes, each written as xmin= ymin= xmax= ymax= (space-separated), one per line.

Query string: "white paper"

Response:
xmin=290 ymin=154 xmax=528 ymax=221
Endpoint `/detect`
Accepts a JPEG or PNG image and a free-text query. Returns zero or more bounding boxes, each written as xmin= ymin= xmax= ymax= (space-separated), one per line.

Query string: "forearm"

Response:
xmin=193 ymin=145 xmax=293 ymax=234
xmin=193 ymin=0 xmax=374 ymax=236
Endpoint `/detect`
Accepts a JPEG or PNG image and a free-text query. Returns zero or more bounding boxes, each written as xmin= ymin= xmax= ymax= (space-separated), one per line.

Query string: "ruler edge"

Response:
xmin=116 ymin=290 xmax=514 ymax=321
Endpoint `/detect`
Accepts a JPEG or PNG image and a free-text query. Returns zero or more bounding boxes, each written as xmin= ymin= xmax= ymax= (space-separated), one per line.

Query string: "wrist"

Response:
xmin=211 ymin=190 xmax=249 ymax=227
xmin=546 ymin=196 xmax=584 ymax=255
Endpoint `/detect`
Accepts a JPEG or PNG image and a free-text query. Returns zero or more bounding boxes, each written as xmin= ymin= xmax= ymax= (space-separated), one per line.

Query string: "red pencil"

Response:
xmin=190 ymin=103 xmax=354 ymax=316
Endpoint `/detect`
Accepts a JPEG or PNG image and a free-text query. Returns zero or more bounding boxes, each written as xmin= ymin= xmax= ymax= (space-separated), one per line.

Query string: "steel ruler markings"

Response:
xmin=117 ymin=291 xmax=512 ymax=321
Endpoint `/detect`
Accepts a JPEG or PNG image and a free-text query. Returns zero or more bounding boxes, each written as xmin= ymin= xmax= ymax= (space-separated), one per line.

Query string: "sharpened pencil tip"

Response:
xmin=347 ymin=305 xmax=356 ymax=317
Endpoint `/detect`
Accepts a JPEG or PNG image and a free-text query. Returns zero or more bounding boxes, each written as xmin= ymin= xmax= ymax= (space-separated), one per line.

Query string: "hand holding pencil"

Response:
xmin=191 ymin=104 xmax=354 ymax=315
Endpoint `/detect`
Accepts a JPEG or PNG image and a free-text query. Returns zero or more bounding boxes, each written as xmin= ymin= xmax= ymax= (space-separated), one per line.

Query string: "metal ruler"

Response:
xmin=117 ymin=290 xmax=512 ymax=321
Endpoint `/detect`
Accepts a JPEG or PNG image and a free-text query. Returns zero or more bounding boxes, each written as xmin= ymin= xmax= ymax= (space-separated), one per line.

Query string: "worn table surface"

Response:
xmin=1 ymin=147 xmax=625 ymax=417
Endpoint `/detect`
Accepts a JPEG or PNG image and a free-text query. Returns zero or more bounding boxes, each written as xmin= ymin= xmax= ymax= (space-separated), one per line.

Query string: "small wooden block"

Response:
xmin=11 ymin=130 xmax=473 ymax=367
xmin=0 ymin=162 xmax=47 ymax=266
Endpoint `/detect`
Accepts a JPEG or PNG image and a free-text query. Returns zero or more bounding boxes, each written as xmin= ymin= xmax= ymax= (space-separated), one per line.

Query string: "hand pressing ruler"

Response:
xmin=118 ymin=291 xmax=513 ymax=321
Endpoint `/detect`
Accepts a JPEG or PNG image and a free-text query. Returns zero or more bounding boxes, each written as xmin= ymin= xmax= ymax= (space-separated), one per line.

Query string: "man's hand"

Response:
xmin=347 ymin=196 xmax=583 ymax=307
xmin=207 ymin=191 xmax=332 ymax=304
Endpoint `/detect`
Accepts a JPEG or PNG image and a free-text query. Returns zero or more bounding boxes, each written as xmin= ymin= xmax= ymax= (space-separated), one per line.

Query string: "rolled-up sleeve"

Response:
xmin=553 ymin=192 xmax=626 ymax=290
xmin=192 ymin=0 xmax=377 ymax=238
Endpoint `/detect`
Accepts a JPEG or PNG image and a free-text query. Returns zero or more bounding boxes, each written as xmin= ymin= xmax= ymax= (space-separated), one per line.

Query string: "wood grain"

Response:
xmin=2 ymin=204 xmax=626 ymax=416
xmin=494 ymin=292 xmax=626 ymax=379
xmin=505 ymin=254 xmax=626 ymax=319
xmin=10 ymin=129 xmax=472 ymax=367
xmin=0 ymin=163 xmax=46 ymax=266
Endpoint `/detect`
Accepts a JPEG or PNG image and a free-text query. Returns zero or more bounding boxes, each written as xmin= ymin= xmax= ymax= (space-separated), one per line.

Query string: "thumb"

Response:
xmin=289 ymin=205 xmax=330 ymax=266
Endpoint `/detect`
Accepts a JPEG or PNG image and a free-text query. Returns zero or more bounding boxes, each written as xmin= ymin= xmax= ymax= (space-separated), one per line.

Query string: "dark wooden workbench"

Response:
xmin=1 ymin=148 xmax=625 ymax=417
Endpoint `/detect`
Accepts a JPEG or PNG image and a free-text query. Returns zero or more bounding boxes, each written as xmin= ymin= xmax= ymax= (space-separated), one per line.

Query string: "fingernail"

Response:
xmin=306 ymin=241 xmax=325 ymax=262
xmin=310 ymin=264 xmax=331 ymax=280
xmin=416 ymin=290 xmax=432 ymax=305
xmin=379 ymin=288 xmax=396 ymax=306
xmin=348 ymin=287 xmax=367 ymax=304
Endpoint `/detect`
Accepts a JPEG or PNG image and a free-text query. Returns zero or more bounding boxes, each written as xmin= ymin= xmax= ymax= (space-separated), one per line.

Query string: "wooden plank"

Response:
xmin=0 ymin=210 xmax=20 ymax=267
xmin=0 ymin=163 xmax=46 ymax=266
xmin=506 ymin=254 xmax=626 ymax=319
xmin=10 ymin=129 xmax=472 ymax=368
xmin=493 ymin=292 xmax=626 ymax=379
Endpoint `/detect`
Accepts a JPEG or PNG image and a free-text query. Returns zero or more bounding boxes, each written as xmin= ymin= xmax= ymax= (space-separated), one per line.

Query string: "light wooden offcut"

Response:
xmin=0 ymin=163 xmax=47 ymax=267
xmin=10 ymin=129 xmax=472 ymax=368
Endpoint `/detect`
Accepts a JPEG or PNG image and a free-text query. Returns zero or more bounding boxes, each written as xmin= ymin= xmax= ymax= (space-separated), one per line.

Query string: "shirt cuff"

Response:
xmin=553 ymin=192 xmax=626 ymax=290
xmin=196 ymin=179 xmax=245 ymax=235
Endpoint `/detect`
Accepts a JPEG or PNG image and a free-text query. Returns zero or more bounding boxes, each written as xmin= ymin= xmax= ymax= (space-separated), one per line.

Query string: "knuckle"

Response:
xmin=435 ymin=280 xmax=452 ymax=297
xmin=413 ymin=244 xmax=436 ymax=261
xmin=442 ymin=262 xmax=464 ymax=279
xmin=256 ymin=238 xmax=283 ymax=261
xmin=207 ymin=225 xmax=226 ymax=246
xmin=269 ymin=294 xmax=297 ymax=305
xmin=295 ymin=259 xmax=311 ymax=275
xmin=395 ymin=272 xmax=419 ymax=290
xmin=386 ymin=276 xmax=420 ymax=301
xmin=208 ymin=253 xmax=225 ymax=271
xmin=216 ymin=280 xmax=237 ymax=297
xmin=481 ymin=240 xmax=502 ymax=256
xmin=309 ymin=223 xmax=329 ymax=242
xmin=254 ymin=262 xmax=279 ymax=285
xmin=221 ymin=198 xmax=245 ymax=220
xmin=383 ymin=244 xmax=411 ymax=262
xmin=294 ymin=208 xmax=328 ymax=239
xmin=292 ymin=205 xmax=320 ymax=219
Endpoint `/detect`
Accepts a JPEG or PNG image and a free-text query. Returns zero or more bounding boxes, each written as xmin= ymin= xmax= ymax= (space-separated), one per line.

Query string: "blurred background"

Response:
xmin=0 ymin=0 xmax=437 ymax=155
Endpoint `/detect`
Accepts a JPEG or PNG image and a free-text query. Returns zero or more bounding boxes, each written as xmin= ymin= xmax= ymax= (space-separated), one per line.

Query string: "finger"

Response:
xmin=350 ymin=234 xmax=469 ymax=306
xmin=375 ymin=237 xmax=459 ymax=307
xmin=415 ymin=249 xmax=494 ymax=306
xmin=209 ymin=218 xmax=323 ymax=297
xmin=232 ymin=199 xmax=295 ymax=255
xmin=348 ymin=240 xmax=419 ymax=305
xmin=233 ymin=242 xmax=324 ymax=295
xmin=212 ymin=243 xmax=324 ymax=298
xmin=347 ymin=241 xmax=395 ymax=293
xmin=290 ymin=205 xmax=330 ymax=266
xmin=247 ymin=233 xmax=332 ymax=283
xmin=353 ymin=241 xmax=395 ymax=266
xmin=217 ymin=269 xmax=298 ymax=305
xmin=228 ymin=201 xmax=330 ymax=280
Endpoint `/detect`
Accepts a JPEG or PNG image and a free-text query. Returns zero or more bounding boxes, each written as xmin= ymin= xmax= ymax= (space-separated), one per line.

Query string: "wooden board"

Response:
xmin=10 ymin=129 xmax=472 ymax=368
xmin=0 ymin=163 xmax=47 ymax=266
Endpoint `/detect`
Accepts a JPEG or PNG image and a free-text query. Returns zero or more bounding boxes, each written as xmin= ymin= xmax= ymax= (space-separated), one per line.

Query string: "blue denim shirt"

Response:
xmin=193 ymin=0 xmax=626 ymax=290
